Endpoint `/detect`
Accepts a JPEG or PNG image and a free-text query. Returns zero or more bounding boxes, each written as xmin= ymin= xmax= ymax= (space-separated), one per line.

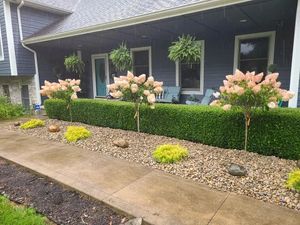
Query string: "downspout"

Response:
xmin=17 ymin=0 xmax=41 ymax=105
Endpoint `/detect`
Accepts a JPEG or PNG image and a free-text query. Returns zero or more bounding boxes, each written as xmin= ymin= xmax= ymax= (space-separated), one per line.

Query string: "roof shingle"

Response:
xmin=25 ymin=0 xmax=208 ymax=39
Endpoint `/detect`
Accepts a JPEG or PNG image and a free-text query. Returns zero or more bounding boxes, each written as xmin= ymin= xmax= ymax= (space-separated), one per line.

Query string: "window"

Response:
xmin=0 ymin=24 xmax=4 ymax=61
xmin=131 ymin=47 xmax=152 ymax=75
xmin=176 ymin=40 xmax=205 ymax=95
xmin=2 ymin=85 xmax=10 ymax=99
xmin=234 ymin=31 xmax=275 ymax=74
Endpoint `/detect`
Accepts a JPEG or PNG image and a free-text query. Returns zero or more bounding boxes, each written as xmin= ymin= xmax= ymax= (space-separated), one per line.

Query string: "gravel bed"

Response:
xmin=7 ymin=119 xmax=300 ymax=212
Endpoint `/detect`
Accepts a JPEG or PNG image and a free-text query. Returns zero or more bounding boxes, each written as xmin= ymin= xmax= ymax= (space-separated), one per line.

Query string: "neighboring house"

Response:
xmin=0 ymin=0 xmax=299 ymax=107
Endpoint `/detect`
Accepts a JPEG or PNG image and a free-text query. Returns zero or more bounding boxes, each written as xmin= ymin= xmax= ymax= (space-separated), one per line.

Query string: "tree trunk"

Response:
xmin=244 ymin=111 xmax=251 ymax=151
xmin=134 ymin=102 xmax=140 ymax=132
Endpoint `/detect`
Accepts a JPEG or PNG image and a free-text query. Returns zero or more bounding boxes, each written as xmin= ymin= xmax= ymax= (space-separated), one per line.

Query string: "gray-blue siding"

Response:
xmin=0 ymin=0 xmax=11 ymax=75
xmin=81 ymin=30 xmax=293 ymax=100
xmin=36 ymin=28 xmax=295 ymax=102
xmin=20 ymin=5 xmax=62 ymax=39
xmin=9 ymin=3 xmax=63 ymax=75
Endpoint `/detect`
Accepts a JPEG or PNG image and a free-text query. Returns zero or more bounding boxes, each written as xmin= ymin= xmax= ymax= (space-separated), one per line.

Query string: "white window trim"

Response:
xmin=233 ymin=31 xmax=276 ymax=73
xmin=91 ymin=53 xmax=110 ymax=98
xmin=0 ymin=24 xmax=4 ymax=61
xmin=175 ymin=40 xmax=205 ymax=95
xmin=130 ymin=46 xmax=152 ymax=75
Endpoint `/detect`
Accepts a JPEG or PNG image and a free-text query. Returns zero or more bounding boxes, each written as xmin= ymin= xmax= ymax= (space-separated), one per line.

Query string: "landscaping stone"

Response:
xmin=14 ymin=121 xmax=21 ymax=126
xmin=228 ymin=163 xmax=247 ymax=176
xmin=297 ymin=160 xmax=300 ymax=168
xmin=48 ymin=124 xmax=60 ymax=132
xmin=113 ymin=138 xmax=129 ymax=148
xmin=124 ymin=217 xmax=143 ymax=225
xmin=8 ymin=119 xmax=300 ymax=212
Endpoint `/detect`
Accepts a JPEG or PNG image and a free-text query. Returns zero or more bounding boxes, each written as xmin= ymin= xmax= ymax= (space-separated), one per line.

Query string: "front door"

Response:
xmin=92 ymin=54 xmax=109 ymax=97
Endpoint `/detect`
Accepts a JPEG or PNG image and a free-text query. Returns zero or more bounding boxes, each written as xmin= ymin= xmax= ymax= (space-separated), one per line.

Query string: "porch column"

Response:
xmin=289 ymin=0 xmax=300 ymax=108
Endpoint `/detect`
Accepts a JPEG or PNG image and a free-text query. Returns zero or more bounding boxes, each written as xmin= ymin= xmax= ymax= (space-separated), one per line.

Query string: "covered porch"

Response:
xmin=29 ymin=0 xmax=298 ymax=104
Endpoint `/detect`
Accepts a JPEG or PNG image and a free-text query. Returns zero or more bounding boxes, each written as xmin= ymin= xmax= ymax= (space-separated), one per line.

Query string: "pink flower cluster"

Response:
xmin=107 ymin=71 xmax=163 ymax=107
xmin=40 ymin=79 xmax=81 ymax=99
xmin=210 ymin=70 xmax=294 ymax=110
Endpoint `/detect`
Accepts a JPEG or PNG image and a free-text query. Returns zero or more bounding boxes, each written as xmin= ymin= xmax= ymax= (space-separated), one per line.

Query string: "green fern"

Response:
xmin=109 ymin=43 xmax=132 ymax=72
xmin=168 ymin=34 xmax=201 ymax=64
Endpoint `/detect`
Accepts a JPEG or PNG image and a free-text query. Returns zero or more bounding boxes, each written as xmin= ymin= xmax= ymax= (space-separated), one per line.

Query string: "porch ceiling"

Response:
xmin=30 ymin=0 xmax=297 ymax=51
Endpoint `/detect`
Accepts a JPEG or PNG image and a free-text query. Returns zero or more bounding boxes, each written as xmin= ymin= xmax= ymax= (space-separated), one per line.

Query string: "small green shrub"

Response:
xmin=64 ymin=126 xmax=91 ymax=142
xmin=20 ymin=119 xmax=45 ymax=129
xmin=44 ymin=99 xmax=300 ymax=160
xmin=286 ymin=169 xmax=300 ymax=192
xmin=0 ymin=195 xmax=47 ymax=225
xmin=153 ymin=144 xmax=188 ymax=163
xmin=0 ymin=96 xmax=24 ymax=120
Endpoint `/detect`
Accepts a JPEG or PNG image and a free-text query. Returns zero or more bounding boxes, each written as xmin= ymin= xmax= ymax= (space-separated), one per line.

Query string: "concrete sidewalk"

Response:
xmin=0 ymin=128 xmax=299 ymax=225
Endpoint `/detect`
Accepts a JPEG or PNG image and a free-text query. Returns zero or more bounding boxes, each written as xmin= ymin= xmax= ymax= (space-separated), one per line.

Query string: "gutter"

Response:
xmin=23 ymin=0 xmax=252 ymax=45
xmin=17 ymin=0 xmax=41 ymax=104
xmin=10 ymin=0 xmax=72 ymax=15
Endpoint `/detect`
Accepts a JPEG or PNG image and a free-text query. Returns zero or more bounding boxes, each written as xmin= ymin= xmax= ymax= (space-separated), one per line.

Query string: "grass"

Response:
xmin=0 ymin=195 xmax=49 ymax=225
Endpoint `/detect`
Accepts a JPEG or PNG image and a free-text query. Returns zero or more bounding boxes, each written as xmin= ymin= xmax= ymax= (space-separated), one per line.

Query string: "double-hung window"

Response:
xmin=131 ymin=47 xmax=152 ymax=75
xmin=234 ymin=31 xmax=275 ymax=74
xmin=176 ymin=40 xmax=205 ymax=95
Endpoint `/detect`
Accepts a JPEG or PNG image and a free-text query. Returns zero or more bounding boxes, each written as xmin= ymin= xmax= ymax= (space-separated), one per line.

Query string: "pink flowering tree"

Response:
xmin=108 ymin=71 xmax=163 ymax=132
xmin=210 ymin=70 xmax=294 ymax=150
xmin=40 ymin=79 xmax=81 ymax=121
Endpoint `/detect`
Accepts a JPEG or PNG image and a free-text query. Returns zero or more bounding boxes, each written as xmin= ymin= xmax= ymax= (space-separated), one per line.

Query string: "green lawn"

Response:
xmin=0 ymin=196 xmax=49 ymax=225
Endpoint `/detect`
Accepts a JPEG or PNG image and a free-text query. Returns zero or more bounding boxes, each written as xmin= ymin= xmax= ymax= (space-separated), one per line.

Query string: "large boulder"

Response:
xmin=228 ymin=163 xmax=247 ymax=176
xmin=113 ymin=139 xmax=129 ymax=148
xmin=48 ymin=124 xmax=60 ymax=133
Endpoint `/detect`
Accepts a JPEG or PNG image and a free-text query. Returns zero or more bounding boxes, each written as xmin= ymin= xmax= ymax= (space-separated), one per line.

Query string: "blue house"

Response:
xmin=0 ymin=0 xmax=300 ymax=107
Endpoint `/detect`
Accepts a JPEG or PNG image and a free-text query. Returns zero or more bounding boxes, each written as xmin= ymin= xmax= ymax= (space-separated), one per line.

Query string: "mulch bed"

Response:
xmin=0 ymin=158 xmax=128 ymax=225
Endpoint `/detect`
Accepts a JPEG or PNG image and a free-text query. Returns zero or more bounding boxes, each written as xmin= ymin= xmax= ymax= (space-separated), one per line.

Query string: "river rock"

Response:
xmin=113 ymin=139 xmax=129 ymax=148
xmin=228 ymin=163 xmax=247 ymax=176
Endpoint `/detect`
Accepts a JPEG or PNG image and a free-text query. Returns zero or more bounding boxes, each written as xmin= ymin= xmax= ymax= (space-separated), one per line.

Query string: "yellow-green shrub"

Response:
xmin=286 ymin=169 xmax=300 ymax=192
xmin=153 ymin=144 xmax=188 ymax=163
xmin=20 ymin=119 xmax=45 ymax=129
xmin=64 ymin=126 xmax=91 ymax=142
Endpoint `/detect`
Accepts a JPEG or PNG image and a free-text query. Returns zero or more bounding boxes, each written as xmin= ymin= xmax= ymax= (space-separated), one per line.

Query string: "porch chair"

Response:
xmin=156 ymin=86 xmax=181 ymax=103
xmin=200 ymin=89 xmax=215 ymax=105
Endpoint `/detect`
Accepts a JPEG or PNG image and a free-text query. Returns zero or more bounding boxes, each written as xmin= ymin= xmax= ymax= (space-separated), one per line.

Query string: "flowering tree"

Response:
xmin=40 ymin=79 xmax=81 ymax=121
xmin=108 ymin=71 xmax=163 ymax=132
xmin=210 ymin=70 xmax=294 ymax=150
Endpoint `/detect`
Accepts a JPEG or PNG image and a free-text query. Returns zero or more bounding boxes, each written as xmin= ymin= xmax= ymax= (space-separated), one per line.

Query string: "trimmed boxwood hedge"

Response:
xmin=45 ymin=99 xmax=300 ymax=160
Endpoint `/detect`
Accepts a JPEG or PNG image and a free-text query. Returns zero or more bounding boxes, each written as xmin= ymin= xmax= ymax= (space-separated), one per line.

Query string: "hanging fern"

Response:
xmin=168 ymin=35 xmax=201 ymax=64
xmin=109 ymin=43 xmax=132 ymax=72
xmin=64 ymin=54 xmax=85 ymax=75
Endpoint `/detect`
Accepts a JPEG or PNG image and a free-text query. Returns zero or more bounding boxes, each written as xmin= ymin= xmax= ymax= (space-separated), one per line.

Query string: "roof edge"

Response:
xmin=9 ymin=0 xmax=73 ymax=15
xmin=23 ymin=0 xmax=252 ymax=44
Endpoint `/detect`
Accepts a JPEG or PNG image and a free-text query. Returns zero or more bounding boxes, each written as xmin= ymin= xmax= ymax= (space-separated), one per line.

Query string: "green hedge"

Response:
xmin=45 ymin=99 xmax=300 ymax=160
